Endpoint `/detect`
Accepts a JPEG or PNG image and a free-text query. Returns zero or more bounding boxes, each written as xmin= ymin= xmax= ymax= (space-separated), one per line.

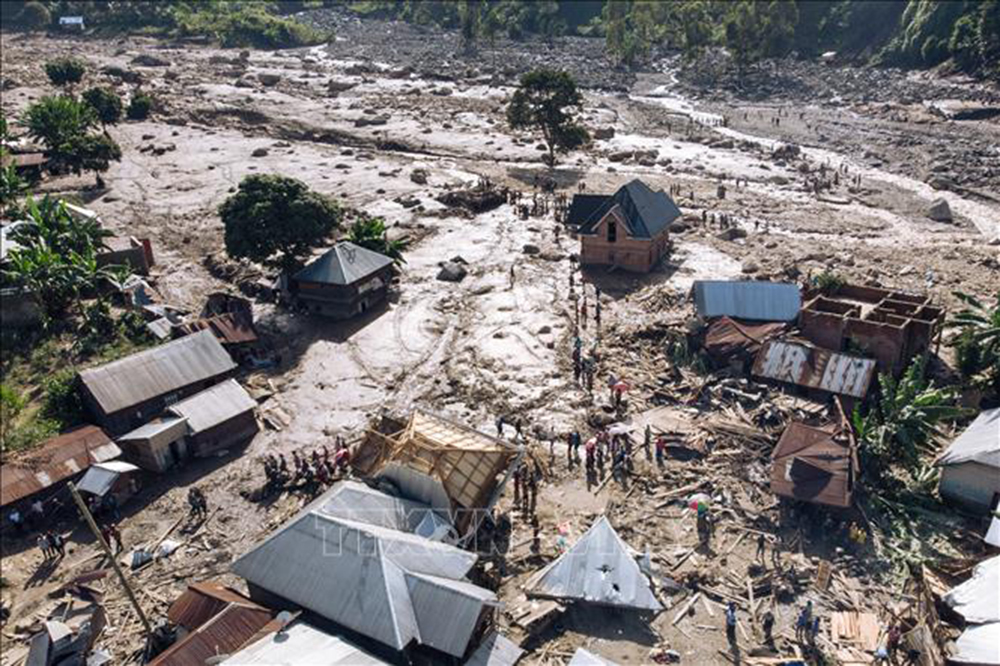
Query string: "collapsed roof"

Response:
xmin=771 ymin=420 xmax=858 ymax=508
xmin=355 ymin=410 xmax=521 ymax=536
xmin=231 ymin=481 xmax=496 ymax=658
xmin=526 ymin=516 xmax=663 ymax=612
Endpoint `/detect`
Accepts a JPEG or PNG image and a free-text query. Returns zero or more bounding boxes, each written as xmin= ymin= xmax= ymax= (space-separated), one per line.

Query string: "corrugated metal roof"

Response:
xmin=703 ymin=316 xmax=786 ymax=362
xmin=693 ymin=281 xmax=802 ymax=322
xmin=566 ymin=194 xmax=610 ymax=227
xmin=148 ymin=600 xmax=274 ymax=666
xmin=75 ymin=461 xmax=138 ymax=497
xmin=577 ymin=180 xmax=680 ymax=239
xmin=221 ymin=620 xmax=390 ymax=665
xmin=79 ymin=331 xmax=236 ymax=415
xmin=944 ymin=555 xmax=999 ymax=624
xmin=405 ymin=571 xmax=497 ymax=656
xmin=951 ymin=622 xmax=1000 ymax=666
xmin=231 ymin=482 xmax=491 ymax=658
xmin=317 ymin=480 xmax=449 ymax=534
xmin=752 ymin=340 xmax=876 ymax=398
xmin=464 ymin=631 xmax=524 ymax=666
xmin=167 ymin=582 xmax=257 ymax=631
xmin=569 ymin=648 xmax=620 ymax=666
xmin=168 ymin=379 xmax=256 ymax=434
xmin=771 ymin=422 xmax=855 ymax=508
xmin=527 ymin=517 xmax=663 ymax=611
xmin=1 ymin=426 xmax=120 ymax=506
xmin=118 ymin=416 xmax=188 ymax=442
xmin=936 ymin=408 xmax=1000 ymax=469
xmin=294 ymin=242 xmax=393 ymax=286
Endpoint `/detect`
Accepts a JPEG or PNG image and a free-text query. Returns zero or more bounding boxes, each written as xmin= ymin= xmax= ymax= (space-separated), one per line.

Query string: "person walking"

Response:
xmin=37 ymin=532 xmax=52 ymax=559
xmin=50 ymin=531 xmax=65 ymax=558
xmin=756 ymin=532 xmax=767 ymax=564
xmin=725 ymin=602 xmax=738 ymax=650
xmin=509 ymin=264 xmax=516 ymax=289
xmin=643 ymin=425 xmax=652 ymax=462
xmin=796 ymin=601 xmax=813 ymax=643
xmin=496 ymin=415 xmax=505 ymax=437
xmin=655 ymin=435 xmax=666 ymax=467
xmin=762 ymin=609 xmax=775 ymax=647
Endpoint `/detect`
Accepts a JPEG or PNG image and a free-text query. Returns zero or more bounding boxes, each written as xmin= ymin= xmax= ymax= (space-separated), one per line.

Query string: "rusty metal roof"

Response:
xmin=771 ymin=422 xmax=856 ymax=508
xmin=166 ymin=582 xmax=256 ymax=631
xmin=1 ymin=426 xmax=120 ymax=506
xmin=752 ymin=340 xmax=876 ymax=398
xmin=703 ymin=316 xmax=786 ymax=363
xmin=79 ymin=330 xmax=236 ymax=415
xmin=149 ymin=595 xmax=274 ymax=666
xmin=177 ymin=312 xmax=258 ymax=346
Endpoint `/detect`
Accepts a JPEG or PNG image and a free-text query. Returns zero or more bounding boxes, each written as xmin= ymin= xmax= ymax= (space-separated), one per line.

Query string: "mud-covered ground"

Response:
xmin=1 ymin=16 xmax=997 ymax=665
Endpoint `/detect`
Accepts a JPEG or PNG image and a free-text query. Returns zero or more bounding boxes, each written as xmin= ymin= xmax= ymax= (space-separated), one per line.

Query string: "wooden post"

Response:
xmin=68 ymin=482 xmax=153 ymax=638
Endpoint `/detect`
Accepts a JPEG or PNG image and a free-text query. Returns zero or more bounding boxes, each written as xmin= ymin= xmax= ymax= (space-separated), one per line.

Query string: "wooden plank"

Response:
xmin=672 ymin=592 xmax=701 ymax=626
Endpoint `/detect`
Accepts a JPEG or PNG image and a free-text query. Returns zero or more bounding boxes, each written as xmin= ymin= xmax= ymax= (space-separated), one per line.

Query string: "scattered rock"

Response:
xmin=327 ymin=78 xmax=357 ymax=93
xmin=410 ymin=169 xmax=429 ymax=185
xmin=742 ymin=260 xmax=760 ymax=274
xmin=592 ymin=127 xmax=615 ymax=140
xmin=251 ymin=147 xmax=268 ymax=157
xmin=927 ymin=175 xmax=957 ymax=191
xmin=257 ymin=72 xmax=281 ymax=86
xmin=768 ymin=175 xmax=790 ymax=186
xmin=431 ymin=87 xmax=453 ymax=96
xmin=436 ymin=261 xmax=468 ymax=282
xmin=927 ymin=198 xmax=953 ymax=222
xmin=717 ymin=227 xmax=748 ymax=241
xmin=522 ymin=243 xmax=541 ymax=255
xmin=537 ymin=325 xmax=552 ymax=335
xmin=131 ymin=54 xmax=170 ymax=67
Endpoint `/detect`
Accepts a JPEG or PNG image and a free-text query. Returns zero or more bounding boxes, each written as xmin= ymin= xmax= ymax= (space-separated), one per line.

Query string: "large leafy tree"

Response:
xmin=506 ymin=69 xmax=589 ymax=167
xmin=0 ymin=117 xmax=28 ymax=218
xmin=347 ymin=216 xmax=408 ymax=265
xmin=220 ymin=174 xmax=342 ymax=273
xmin=23 ymin=95 xmax=120 ymax=185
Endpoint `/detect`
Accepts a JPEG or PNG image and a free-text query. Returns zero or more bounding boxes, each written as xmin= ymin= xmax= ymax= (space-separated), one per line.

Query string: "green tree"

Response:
xmin=948 ymin=291 xmax=1000 ymax=395
xmin=0 ymin=117 xmax=28 ymax=218
xmin=347 ymin=216 xmax=408 ymax=264
xmin=82 ymin=87 xmax=123 ymax=128
xmin=506 ymin=69 xmax=589 ymax=167
xmin=17 ymin=1 xmax=51 ymax=31
xmin=0 ymin=385 xmax=26 ymax=451
xmin=853 ymin=356 xmax=966 ymax=490
xmin=62 ymin=133 xmax=122 ymax=186
xmin=44 ymin=57 xmax=86 ymax=89
xmin=459 ymin=0 xmax=482 ymax=54
xmin=13 ymin=196 xmax=113 ymax=257
xmin=220 ymin=174 xmax=342 ymax=272
xmin=25 ymin=94 xmax=96 ymax=150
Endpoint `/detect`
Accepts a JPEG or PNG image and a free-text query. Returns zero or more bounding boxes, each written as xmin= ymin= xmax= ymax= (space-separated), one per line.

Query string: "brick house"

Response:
xmin=571 ymin=179 xmax=680 ymax=273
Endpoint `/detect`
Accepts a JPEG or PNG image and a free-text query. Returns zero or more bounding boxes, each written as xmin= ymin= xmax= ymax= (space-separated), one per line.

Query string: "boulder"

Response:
xmin=742 ymin=260 xmax=760 ymax=274
xmin=768 ymin=174 xmax=790 ymax=186
xmin=927 ymin=175 xmax=957 ymax=191
xmin=257 ymin=73 xmax=281 ymax=86
xmin=522 ymin=243 xmax=541 ymax=255
xmin=436 ymin=261 xmax=467 ymax=282
xmin=410 ymin=169 xmax=429 ymax=185
xmin=327 ymin=78 xmax=357 ymax=93
xmin=131 ymin=54 xmax=170 ymax=67
xmin=716 ymin=227 xmax=747 ymax=241
xmin=251 ymin=147 xmax=268 ymax=157
xmin=927 ymin=198 xmax=952 ymax=222
xmin=608 ymin=150 xmax=632 ymax=163
xmin=593 ymin=127 xmax=615 ymax=140
xmin=355 ymin=116 xmax=389 ymax=128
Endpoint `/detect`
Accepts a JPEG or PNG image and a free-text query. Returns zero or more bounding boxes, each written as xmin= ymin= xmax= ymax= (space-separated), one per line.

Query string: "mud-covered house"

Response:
xmin=288 ymin=241 xmax=394 ymax=319
xmin=571 ymin=179 xmax=680 ymax=274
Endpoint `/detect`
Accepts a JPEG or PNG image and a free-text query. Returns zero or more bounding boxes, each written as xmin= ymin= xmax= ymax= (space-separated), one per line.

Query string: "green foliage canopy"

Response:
xmin=506 ymin=69 xmax=589 ymax=166
xmin=220 ymin=174 xmax=342 ymax=272
xmin=82 ymin=87 xmax=123 ymax=127
xmin=44 ymin=57 xmax=86 ymax=88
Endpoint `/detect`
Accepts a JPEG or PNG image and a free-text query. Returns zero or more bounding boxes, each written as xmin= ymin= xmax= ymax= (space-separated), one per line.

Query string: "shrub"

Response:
xmin=82 ymin=87 xmax=123 ymax=126
xmin=814 ymin=270 xmax=846 ymax=295
xmin=41 ymin=368 xmax=85 ymax=427
xmin=126 ymin=91 xmax=153 ymax=120
xmin=24 ymin=94 xmax=97 ymax=153
xmin=18 ymin=1 xmax=51 ymax=31
xmin=45 ymin=57 xmax=87 ymax=88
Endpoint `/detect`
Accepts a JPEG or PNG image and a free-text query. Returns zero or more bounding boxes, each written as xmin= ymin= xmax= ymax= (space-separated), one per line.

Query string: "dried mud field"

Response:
xmin=1 ymin=18 xmax=998 ymax=666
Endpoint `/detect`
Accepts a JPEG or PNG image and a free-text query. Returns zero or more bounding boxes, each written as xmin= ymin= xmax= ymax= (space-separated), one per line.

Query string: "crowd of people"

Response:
xmin=257 ymin=438 xmax=353 ymax=496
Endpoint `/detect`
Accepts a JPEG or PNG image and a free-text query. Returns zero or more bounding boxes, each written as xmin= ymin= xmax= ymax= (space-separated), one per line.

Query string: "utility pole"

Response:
xmin=68 ymin=482 xmax=153 ymax=638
